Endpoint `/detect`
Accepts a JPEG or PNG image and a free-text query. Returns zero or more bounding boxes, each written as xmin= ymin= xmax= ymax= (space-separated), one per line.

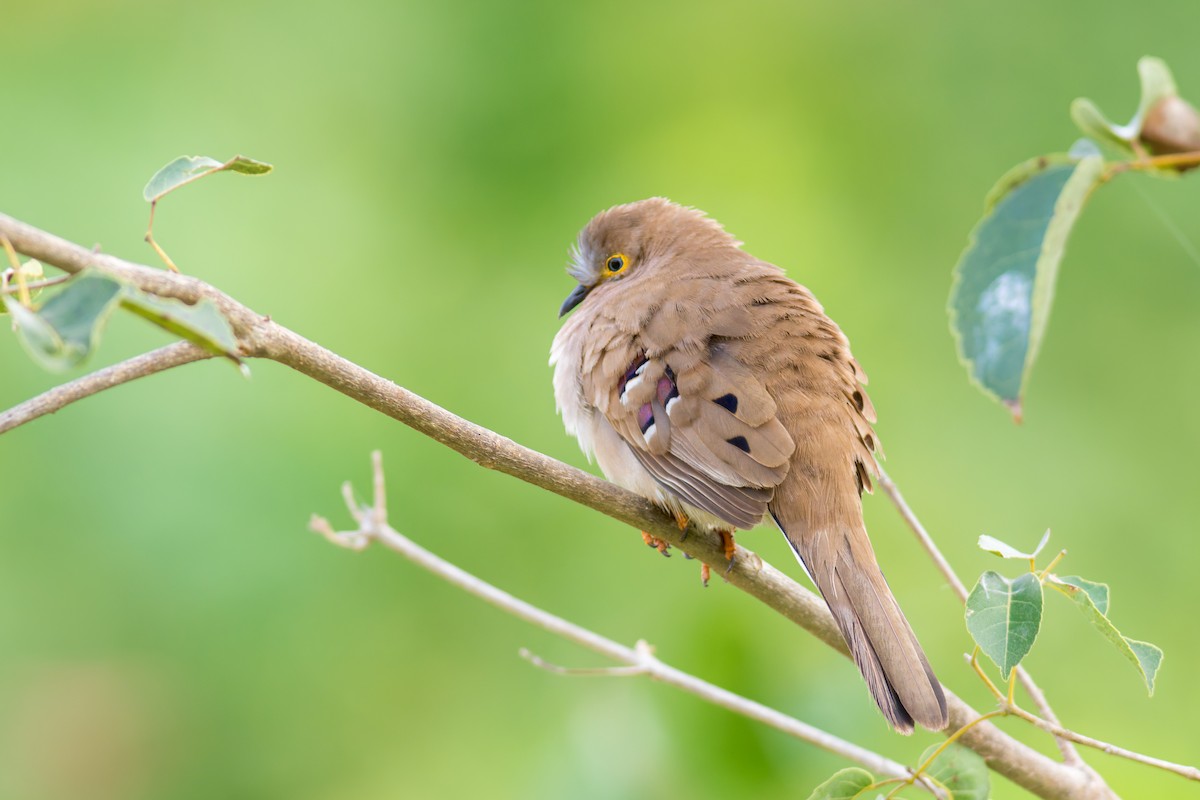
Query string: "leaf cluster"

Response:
xmin=949 ymin=57 xmax=1200 ymax=420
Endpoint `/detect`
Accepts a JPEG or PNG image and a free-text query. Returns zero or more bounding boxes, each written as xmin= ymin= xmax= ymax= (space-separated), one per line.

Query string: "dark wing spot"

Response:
xmin=852 ymin=390 xmax=865 ymax=412
xmin=855 ymin=459 xmax=872 ymax=495
xmin=727 ymin=435 xmax=750 ymax=453
xmin=713 ymin=393 xmax=738 ymax=413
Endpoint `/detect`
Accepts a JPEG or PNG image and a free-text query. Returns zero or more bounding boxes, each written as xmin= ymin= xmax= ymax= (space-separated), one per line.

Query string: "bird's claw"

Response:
xmin=641 ymin=531 xmax=671 ymax=557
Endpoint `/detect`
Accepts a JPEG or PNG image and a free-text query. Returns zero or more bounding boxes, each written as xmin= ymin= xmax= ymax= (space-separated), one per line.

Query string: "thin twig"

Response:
xmin=1006 ymin=705 xmax=1200 ymax=782
xmin=0 ymin=340 xmax=213 ymax=435
xmin=0 ymin=273 xmax=72 ymax=294
xmin=875 ymin=465 xmax=968 ymax=600
xmin=957 ymin=655 xmax=1200 ymax=783
xmin=875 ymin=465 xmax=1084 ymax=765
xmin=310 ymin=452 xmax=932 ymax=792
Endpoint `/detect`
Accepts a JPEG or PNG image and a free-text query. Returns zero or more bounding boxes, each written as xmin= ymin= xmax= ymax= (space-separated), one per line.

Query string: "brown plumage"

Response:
xmin=551 ymin=198 xmax=948 ymax=733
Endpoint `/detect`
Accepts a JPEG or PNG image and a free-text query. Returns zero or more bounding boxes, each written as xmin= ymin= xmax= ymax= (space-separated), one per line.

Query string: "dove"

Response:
xmin=550 ymin=198 xmax=947 ymax=733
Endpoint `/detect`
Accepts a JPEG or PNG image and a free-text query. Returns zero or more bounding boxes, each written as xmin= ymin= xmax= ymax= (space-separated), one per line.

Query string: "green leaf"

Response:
xmin=1047 ymin=575 xmax=1163 ymax=694
xmin=1070 ymin=56 xmax=1178 ymax=152
xmin=978 ymin=530 xmax=1050 ymax=561
xmin=949 ymin=153 xmax=1104 ymax=420
xmin=1126 ymin=640 xmax=1165 ymax=693
xmin=965 ymin=571 xmax=1043 ymax=677
xmin=143 ymin=154 xmax=273 ymax=202
xmin=2 ymin=272 xmax=124 ymax=371
xmin=1052 ymin=574 xmax=1108 ymax=616
xmin=806 ymin=768 xmax=875 ymax=800
xmin=920 ymin=744 xmax=990 ymax=800
xmin=1070 ymin=97 xmax=1134 ymax=154
xmin=119 ymin=288 xmax=240 ymax=360
xmin=3 ymin=268 xmax=243 ymax=371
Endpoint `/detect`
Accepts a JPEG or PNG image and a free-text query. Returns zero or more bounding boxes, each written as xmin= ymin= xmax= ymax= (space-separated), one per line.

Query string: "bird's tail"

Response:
xmin=781 ymin=520 xmax=948 ymax=734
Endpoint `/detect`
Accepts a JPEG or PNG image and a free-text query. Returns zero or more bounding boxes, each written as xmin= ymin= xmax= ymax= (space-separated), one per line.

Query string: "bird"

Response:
xmin=550 ymin=197 xmax=948 ymax=733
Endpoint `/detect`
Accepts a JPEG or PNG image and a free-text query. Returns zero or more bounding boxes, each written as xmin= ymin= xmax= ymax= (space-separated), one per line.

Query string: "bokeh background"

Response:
xmin=3 ymin=2 xmax=1198 ymax=798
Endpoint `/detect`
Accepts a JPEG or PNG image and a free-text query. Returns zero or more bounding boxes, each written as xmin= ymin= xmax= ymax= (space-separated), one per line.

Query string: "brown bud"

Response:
xmin=1140 ymin=95 xmax=1200 ymax=161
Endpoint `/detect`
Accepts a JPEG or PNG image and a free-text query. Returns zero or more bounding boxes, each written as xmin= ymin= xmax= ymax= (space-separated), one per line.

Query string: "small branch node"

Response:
xmin=518 ymin=647 xmax=647 ymax=677
xmin=308 ymin=513 xmax=371 ymax=551
xmin=340 ymin=480 xmax=364 ymax=524
xmin=370 ymin=449 xmax=387 ymax=528
xmin=633 ymin=638 xmax=657 ymax=661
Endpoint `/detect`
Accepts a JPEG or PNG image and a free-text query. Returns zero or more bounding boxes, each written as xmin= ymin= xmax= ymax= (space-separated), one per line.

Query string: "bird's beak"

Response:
xmin=559 ymin=283 xmax=591 ymax=317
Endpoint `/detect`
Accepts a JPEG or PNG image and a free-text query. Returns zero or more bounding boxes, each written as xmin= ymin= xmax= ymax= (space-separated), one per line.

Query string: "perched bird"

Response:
xmin=550 ymin=198 xmax=948 ymax=733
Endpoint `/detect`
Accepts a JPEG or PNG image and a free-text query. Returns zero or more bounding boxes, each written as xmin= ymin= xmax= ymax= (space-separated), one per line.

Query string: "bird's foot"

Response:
xmin=718 ymin=529 xmax=737 ymax=563
xmin=672 ymin=509 xmax=690 ymax=540
xmin=700 ymin=531 xmax=738 ymax=587
xmin=641 ymin=531 xmax=671 ymax=557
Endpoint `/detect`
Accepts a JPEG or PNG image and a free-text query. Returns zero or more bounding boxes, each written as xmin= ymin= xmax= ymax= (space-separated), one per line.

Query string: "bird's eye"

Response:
xmin=605 ymin=253 xmax=630 ymax=274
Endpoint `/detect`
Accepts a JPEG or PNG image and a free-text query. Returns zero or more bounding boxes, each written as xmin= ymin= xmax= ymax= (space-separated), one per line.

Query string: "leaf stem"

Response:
xmin=969 ymin=647 xmax=1004 ymax=700
xmin=1103 ymin=149 xmax=1200 ymax=180
xmin=143 ymin=200 xmax=180 ymax=273
xmin=1038 ymin=550 xmax=1067 ymax=581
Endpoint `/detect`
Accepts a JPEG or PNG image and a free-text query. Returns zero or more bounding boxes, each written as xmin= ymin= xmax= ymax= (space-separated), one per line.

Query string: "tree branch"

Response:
xmin=311 ymin=452 xmax=939 ymax=793
xmin=0 ymin=340 xmax=211 ymax=435
xmin=0 ymin=211 xmax=1129 ymax=800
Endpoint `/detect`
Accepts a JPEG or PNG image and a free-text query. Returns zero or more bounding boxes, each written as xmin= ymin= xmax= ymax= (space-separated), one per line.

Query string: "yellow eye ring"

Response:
xmin=604 ymin=253 xmax=631 ymax=276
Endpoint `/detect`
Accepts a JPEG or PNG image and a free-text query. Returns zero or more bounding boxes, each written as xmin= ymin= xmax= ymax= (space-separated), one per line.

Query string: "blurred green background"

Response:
xmin=3 ymin=2 xmax=1198 ymax=798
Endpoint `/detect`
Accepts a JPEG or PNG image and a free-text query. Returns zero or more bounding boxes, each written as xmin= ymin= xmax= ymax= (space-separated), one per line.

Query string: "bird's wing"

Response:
xmin=582 ymin=275 xmax=796 ymax=528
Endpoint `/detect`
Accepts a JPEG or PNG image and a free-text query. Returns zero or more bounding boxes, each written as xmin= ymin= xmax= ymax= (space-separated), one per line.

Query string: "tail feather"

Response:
xmin=834 ymin=552 xmax=947 ymax=732
xmin=782 ymin=521 xmax=948 ymax=733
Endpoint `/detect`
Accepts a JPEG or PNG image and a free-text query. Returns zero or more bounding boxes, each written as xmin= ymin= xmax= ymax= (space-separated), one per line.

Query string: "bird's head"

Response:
xmin=558 ymin=197 xmax=738 ymax=317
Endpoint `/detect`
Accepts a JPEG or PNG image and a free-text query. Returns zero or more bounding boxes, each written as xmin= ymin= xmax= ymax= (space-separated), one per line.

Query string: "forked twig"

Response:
xmin=310 ymin=452 xmax=934 ymax=793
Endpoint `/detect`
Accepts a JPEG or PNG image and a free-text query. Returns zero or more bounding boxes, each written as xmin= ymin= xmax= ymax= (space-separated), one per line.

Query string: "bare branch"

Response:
xmin=0 ymin=211 xmax=1130 ymax=800
xmin=311 ymin=452 xmax=929 ymax=790
xmin=1006 ymin=704 xmax=1200 ymax=782
xmin=0 ymin=340 xmax=213 ymax=435
xmin=876 ymin=466 xmax=970 ymax=601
